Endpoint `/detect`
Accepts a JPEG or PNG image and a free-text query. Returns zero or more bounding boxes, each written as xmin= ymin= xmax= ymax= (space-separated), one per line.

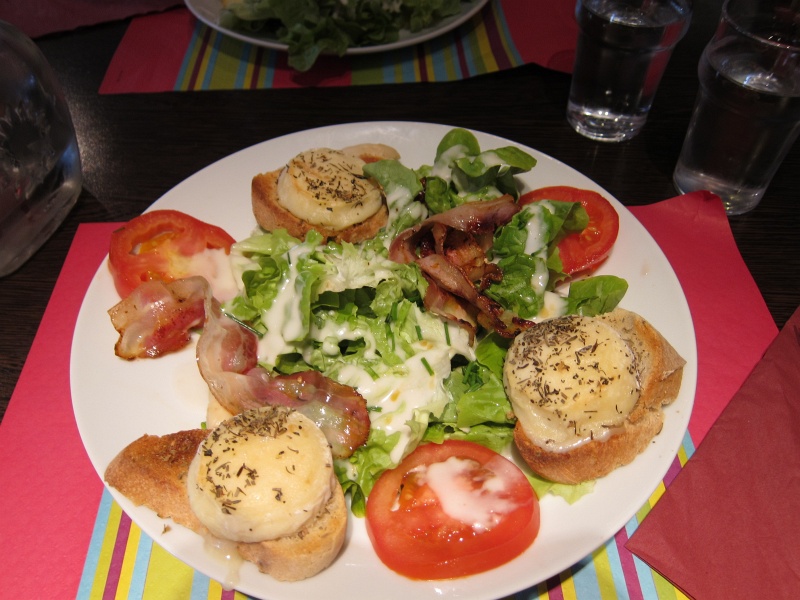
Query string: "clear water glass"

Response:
xmin=672 ymin=0 xmax=800 ymax=215
xmin=567 ymin=0 xmax=692 ymax=142
xmin=0 ymin=19 xmax=82 ymax=277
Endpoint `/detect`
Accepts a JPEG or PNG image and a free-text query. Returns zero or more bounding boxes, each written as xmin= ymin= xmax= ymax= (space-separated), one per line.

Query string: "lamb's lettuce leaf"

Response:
xmin=566 ymin=275 xmax=629 ymax=316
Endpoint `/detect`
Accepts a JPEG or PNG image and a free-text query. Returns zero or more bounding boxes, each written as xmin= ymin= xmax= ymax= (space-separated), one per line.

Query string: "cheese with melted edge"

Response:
xmin=276 ymin=148 xmax=384 ymax=231
xmin=187 ymin=406 xmax=334 ymax=543
xmin=504 ymin=315 xmax=640 ymax=451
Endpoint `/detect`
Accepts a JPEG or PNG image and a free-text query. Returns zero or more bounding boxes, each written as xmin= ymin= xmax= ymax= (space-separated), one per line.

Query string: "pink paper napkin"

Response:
xmin=0 ymin=192 xmax=779 ymax=596
xmin=630 ymin=191 xmax=777 ymax=441
xmin=627 ymin=306 xmax=800 ymax=598
xmin=1 ymin=0 xmax=181 ymax=39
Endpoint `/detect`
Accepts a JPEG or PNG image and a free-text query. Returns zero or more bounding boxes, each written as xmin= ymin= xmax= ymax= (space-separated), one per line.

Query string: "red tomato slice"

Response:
xmin=108 ymin=209 xmax=236 ymax=298
xmin=520 ymin=186 xmax=619 ymax=275
xmin=365 ymin=440 xmax=540 ymax=580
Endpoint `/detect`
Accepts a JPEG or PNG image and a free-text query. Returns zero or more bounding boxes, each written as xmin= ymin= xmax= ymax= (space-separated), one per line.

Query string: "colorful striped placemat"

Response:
xmin=99 ymin=0 xmax=578 ymax=94
xmin=77 ymin=432 xmax=696 ymax=599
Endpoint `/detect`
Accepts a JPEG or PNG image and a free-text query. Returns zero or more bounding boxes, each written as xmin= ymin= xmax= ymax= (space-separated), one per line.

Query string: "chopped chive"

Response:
xmin=385 ymin=322 xmax=395 ymax=351
xmin=421 ymin=356 xmax=434 ymax=376
xmin=444 ymin=322 xmax=451 ymax=346
xmin=415 ymin=324 xmax=423 ymax=341
xmin=225 ymin=313 xmax=263 ymax=337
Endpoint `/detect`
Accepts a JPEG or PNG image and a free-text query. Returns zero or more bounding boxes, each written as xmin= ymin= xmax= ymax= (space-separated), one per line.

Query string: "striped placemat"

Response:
xmin=76 ymin=431 xmax=695 ymax=600
xmin=99 ymin=0 xmax=578 ymax=93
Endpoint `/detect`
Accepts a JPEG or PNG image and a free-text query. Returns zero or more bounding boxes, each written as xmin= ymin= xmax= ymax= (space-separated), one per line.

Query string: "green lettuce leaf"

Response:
xmin=527 ymin=473 xmax=595 ymax=504
xmin=566 ymin=275 xmax=629 ymax=316
xmin=362 ymin=159 xmax=427 ymax=233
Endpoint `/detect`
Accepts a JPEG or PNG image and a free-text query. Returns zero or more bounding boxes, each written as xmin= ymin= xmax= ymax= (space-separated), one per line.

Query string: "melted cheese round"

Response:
xmin=187 ymin=406 xmax=333 ymax=543
xmin=504 ymin=315 xmax=640 ymax=451
xmin=276 ymin=148 xmax=384 ymax=231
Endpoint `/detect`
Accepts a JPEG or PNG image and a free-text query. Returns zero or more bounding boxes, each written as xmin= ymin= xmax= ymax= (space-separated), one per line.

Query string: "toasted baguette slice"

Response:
xmin=510 ymin=308 xmax=686 ymax=484
xmin=104 ymin=429 xmax=347 ymax=581
xmin=252 ymin=170 xmax=388 ymax=244
xmin=252 ymin=144 xmax=397 ymax=244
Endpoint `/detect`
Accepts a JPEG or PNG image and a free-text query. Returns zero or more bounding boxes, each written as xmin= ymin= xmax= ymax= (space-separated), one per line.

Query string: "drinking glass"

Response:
xmin=0 ymin=20 xmax=82 ymax=277
xmin=567 ymin=0 xmax=692 ymax=142
xmin=673 ymin=0 xmax=800 ymax=215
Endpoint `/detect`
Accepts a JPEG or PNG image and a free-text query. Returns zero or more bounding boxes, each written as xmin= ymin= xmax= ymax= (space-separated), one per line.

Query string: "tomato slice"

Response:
xmin=520 ymin=186 xmax=619 ymax=275
xmin=365 ymin=440 xmax=540 ymax=580
xmin=108 ymin=209 xmax=236 ymax=298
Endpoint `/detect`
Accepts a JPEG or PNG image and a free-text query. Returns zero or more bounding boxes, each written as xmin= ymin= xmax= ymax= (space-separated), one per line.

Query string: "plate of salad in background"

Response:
xmin=71 ymin=121 xmax=696 ymax=600
xmin=184 ymin=0 xmax=490 ymax=71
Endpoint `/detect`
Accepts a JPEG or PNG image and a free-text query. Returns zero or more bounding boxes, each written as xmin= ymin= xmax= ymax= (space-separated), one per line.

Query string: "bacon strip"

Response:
xmin=195 ymin=290 xmax=370 ymax=459
xmin=108 ymin=277 xmax=209 ymax=359
xmin=389 ymin=196 xmax=532 ymax=338
xmin=423 ymin=278 xmax=478 ymax=336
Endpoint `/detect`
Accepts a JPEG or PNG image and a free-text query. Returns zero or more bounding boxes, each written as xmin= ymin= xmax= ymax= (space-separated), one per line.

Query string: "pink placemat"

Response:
xmin=0 ymin=191 xmax=778 ymax=597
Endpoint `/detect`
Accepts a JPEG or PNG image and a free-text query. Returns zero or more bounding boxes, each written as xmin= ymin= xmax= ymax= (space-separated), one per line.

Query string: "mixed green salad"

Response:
xmin=219 ymin=0 xmax=469 ymax=71
xmin=223 ymin=129 xmax=627 ymax=514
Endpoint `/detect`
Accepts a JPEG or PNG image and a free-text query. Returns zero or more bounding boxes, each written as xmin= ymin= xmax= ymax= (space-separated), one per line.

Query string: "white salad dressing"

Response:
xmin=430 ymin=145 xmax=467 ymax=181
xmin=413 ymin=455 xmax=519 ymax=532
xmin=518 ymin=202 xmax=569 ymax=321
xmin=521 ymin=203 xmax=550 ymax=256
xmin=186 ymin=248 xmax=239 ymax=302
xmin=311 ymin=318 xmax=380 ymax=361
xmin=539 ymin=291 xmax=568 ymax=320
xmin=333 ymin=330 xmax=473 ymax=465
xmin=477 ymin=150 xmax=505 ymax=168
xmin=256 ymin=242 xmax=309 ymax=364
xmin=385 ymin=184 xmax=427 ymax=230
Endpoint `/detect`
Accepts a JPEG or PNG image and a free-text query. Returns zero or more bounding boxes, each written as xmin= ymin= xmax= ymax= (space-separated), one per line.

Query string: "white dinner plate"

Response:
xmin=71 ymin=121 xmax=697 ymax=600
xmin=184 ymin=0 xmax=490 ymax=54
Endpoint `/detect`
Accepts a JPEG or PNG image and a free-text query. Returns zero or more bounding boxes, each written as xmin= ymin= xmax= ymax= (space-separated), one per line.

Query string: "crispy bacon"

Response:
xmin=423 ymin=277 xmax=478 ymax=336
xmin=389 ymin=196 xmax=532 ymax=338
xmin=195 ymin=290 xmax=370 ymax=459
xmin=108 ymin=277 xmax=208 ymax=359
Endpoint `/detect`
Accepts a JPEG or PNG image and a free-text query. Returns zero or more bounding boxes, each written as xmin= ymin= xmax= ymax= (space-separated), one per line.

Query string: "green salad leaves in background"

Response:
xmin=220 ymin=0 xmax=468 ymax=71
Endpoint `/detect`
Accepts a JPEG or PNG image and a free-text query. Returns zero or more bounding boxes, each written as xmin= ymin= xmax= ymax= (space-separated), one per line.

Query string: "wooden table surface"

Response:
xmin=2 ymin=0 xmax=798 ymax=422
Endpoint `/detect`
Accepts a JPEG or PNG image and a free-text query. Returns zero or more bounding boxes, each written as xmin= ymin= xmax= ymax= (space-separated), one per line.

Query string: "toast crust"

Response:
xmin=511 ymin=308 xmax=686 ymax=484
xmin=105 ymin=429 xmax=209 ymax=532
xmin=104 ymin=428 xmax=347 ymax=581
